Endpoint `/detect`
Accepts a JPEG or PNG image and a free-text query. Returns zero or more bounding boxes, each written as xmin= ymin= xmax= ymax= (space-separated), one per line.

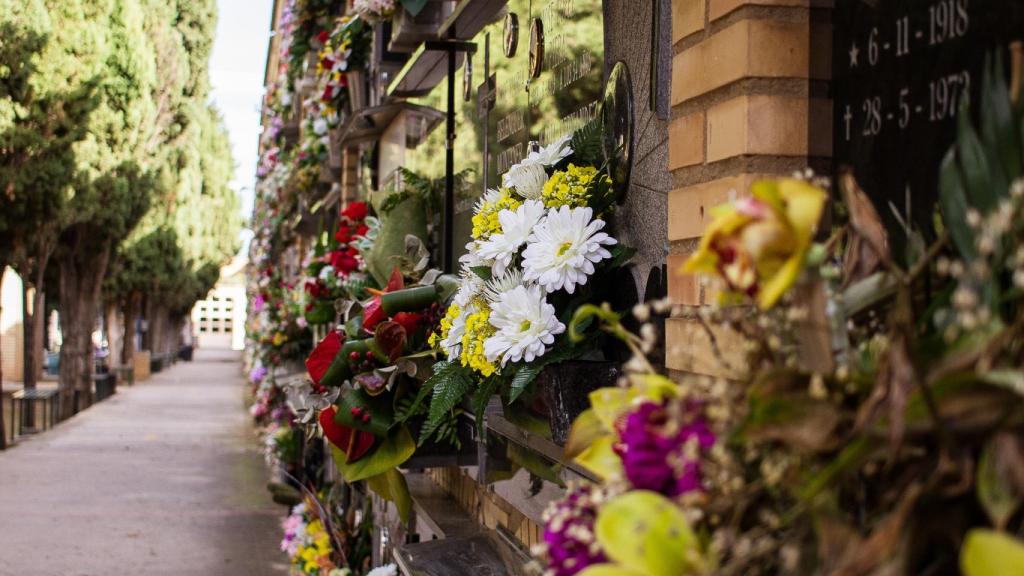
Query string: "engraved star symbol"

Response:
xmin=849 ymin=42 xmax=860 ymax=68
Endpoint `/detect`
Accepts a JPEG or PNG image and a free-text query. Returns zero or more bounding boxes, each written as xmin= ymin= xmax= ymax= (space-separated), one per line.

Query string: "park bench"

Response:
xmin=11 ymin=388 xmax=59 ymax=437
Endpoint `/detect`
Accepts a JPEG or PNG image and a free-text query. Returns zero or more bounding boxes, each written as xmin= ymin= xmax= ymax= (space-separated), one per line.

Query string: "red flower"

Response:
xmin=306 ymin=331 xmax=344 ymax=387
xmin=319 ymin=406 xmax=376 ymax=463
xmin=330 ymin=247 xmax=360 ymax=275
xmin=316 ymin=30 xmax=330 ymax=44
xmin=335 ymin=224 xmax=352 ymax=244
xmin=392 ymin=312 xmax=424 ymax=335
xmin=341 ymin=201 xmax=368 ymax=222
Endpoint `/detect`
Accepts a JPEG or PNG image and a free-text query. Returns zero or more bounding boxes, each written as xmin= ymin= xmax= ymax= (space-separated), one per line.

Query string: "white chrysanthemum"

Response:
xmin=484 ymin=285 xmax=565 ymax=366
xmin=366 ymin=565 xmax=398 ymax=576
xmin=318 ymin=265 xmax=336 ymax=280
xmin=522 ymin=206 xmax=617 ymax=294
xmin=473 ymin=188 xmax=504 ymax=213
xmin=440 ymin=305 xmax=468 ymax=359
xmin=503 ymin=162 xmax=548 ymax=200
xmin=460 ymin=240 xmax=492 ymax=269
xmin=475 ymin=200 xmax=546 ymax=276
xmin=529 ymin=135 xmax=573 ymax=167
xmin=483 ymin=269 xmax=525 ymax=303
xmin=313 ymin=117 xmax=329 ymax=135
xmin=453 ymin=273 xmax=484 ymax=308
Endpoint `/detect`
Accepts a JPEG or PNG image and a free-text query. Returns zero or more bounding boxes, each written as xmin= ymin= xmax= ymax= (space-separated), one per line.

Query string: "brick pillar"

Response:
xmin=665 ymin=0 xmax=831 ymax=378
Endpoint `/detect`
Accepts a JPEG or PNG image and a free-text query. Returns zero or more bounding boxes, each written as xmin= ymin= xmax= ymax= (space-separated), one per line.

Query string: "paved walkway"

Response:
xmin=0 ymin=349 xmax=288 ymax=576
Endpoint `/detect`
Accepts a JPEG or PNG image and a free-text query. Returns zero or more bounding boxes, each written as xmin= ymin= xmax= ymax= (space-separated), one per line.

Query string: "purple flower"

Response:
xmin=253 ymin=294 xmax=266 ymax=313
xmin=614 ymin=400 xmax=715 ymax=498
xmin=250 ymin=365 xmax=268 ymax=384
xmin=541 ymin=484 xmax=607 ymax=576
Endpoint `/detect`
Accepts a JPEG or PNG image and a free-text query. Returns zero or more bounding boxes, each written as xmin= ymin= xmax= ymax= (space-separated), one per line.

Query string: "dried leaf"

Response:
xmin=977 ymin=433 xmax=1024 ymax=529
xmin=839 ymin=168 xmax=891 ymax=287
xmin=856 ymin=333 xmax=915 ymax=455
xmin=826 ymin=484 xmax=921 ymax=576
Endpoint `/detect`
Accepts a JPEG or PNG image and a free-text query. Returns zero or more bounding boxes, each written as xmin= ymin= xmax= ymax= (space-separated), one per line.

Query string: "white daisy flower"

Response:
xmin=503 ymin=162 xmax=548 ymax=200
xmin=522 ymin=206 xmax=617 ymax=295
xmin=484 ymin=285 xmax=565 ymax=366
xmin=475 ymin=200 xmax=546 ymax=276
xmin=313 ymin=116 xmax=329 ymax=135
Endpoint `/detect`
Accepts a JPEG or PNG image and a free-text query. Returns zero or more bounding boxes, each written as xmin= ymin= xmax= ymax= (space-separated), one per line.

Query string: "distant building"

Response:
xmin=191 ymin=256 xmax=247 ymax=350
xmin=1 ymin=268 xmax=24 ymax=382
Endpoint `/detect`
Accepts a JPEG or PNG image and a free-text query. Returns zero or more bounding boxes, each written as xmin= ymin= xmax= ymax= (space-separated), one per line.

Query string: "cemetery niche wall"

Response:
xmin=834 ymin=0 xmax=1024 ymax=237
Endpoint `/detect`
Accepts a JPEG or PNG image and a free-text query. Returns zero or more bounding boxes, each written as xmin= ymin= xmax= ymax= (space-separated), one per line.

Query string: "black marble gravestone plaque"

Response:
xmin=833 ymin=0 xmax=1024 ymax=232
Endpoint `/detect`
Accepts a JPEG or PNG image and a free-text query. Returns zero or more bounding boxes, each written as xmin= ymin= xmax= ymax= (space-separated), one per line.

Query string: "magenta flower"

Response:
xmin=614 ymin=400 xmax=715 ymax=498
xmin=541 ymin=484 xmax=607 ymax=576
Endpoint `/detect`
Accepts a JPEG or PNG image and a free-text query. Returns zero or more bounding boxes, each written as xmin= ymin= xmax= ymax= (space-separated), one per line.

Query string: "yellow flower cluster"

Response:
xmin=472 ymin=189 xmax=521 ymax=240
xmin=460 ymin=306 xmax=496 ymax=377
xmin=296 ymin=520 xmax=332 ymax=575
xmin=428 ymin=303 xmax=461 ymax=355
xmin=541 ymin=164 xmax=609 ymax=209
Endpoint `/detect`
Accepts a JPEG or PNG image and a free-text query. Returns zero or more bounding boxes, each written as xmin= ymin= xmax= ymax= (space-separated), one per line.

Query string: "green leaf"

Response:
xmin=332 ymin=426 xmax=416 ymax=483
xmin=470 ymin=265 xmax=493 ymax=282
xmin=366 ymin=468 xmax=413 ymax=523
xmin=977 ymin=438 xmax=1023 ymax=529
xmin=333 ymin=382 xmax=396 ymax=438
xmin=595 ymin=491 xmax=704 ymax=576
xmin=957 ymin=94 xmax=999 ymax=213
xmin=982 ymin=51 xmax=1023 ymax=182
xmin=420 ymin=362 xmax=475 ymax=445
xmin=939 ymin=149 xmax=977 ymax=260
xmin=570 ymin=117 xmax=605 ymax=168
xmin=471 ymin=376 xmax=501 ymax=436
xmin=509 ymin=341 xmax=589 ymax=402
xmin=961 ymin=529 xmax=1024 ymax=576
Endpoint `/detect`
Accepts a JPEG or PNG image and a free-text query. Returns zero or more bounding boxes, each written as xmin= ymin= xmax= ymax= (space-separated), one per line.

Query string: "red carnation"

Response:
xmin=341 ymin=201 xmax=368 ymax=222
xmin=335 ymin=224 xmax=352 ymax=244
xmin=316 ymin=30 xmax=330 ymax=44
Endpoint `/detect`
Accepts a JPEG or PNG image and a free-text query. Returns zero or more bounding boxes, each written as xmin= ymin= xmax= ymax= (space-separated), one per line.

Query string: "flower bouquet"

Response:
xmin=280 ymin=490 xmax=379 ymax=576
xmin=316 ymin=15 xmax=371 ymax=115
xmin=303 ymin=202 xmax=372 ymax=325
xmin=350 ymin=0 xmax=395 ymax=24
xmin=422 ymin=123 xmax=634 ymax=444
xmin=533 ymin=56 xmax=1024 ymax=576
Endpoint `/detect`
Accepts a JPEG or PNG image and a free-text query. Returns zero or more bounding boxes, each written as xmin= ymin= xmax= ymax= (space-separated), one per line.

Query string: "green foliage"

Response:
xmin=418 ymin=360 xmax=474 ymax=445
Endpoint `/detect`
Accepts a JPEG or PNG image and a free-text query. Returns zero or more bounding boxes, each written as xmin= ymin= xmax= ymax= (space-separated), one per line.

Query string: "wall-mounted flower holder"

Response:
xmin=534 ymin=361 xmax=621 ymax=445
xmin=387 ymin=0 xmax=456 ymax=53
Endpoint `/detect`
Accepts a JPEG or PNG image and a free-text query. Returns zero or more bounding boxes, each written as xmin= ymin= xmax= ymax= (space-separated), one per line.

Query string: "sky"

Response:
xmin=208 ymin=0 xmax=275 ymax=226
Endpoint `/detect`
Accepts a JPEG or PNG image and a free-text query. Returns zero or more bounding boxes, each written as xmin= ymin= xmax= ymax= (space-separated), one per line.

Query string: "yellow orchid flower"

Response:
xmin=682 ymin=178 xmax=827 ymax=309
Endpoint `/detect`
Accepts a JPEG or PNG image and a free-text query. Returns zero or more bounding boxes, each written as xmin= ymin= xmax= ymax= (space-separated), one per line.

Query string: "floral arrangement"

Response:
xmin=422 ymin=122 xmax=631 ymax=441
xmin=280 ymin=491 xmax=382 ymax=576
xmin=316 ymin=16 xmax=371 ymax=114
xmin=303 ymin=202 xmax=372 ymax=325
xmin=350 ymin=0 xmax=394 ymax=23
xmin=533 ymin=57 xmax=1024 ymax=576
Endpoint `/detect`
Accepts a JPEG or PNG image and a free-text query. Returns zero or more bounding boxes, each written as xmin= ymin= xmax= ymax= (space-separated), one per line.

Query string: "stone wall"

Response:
xmin=665 ymin=0 xmax=832 ymax=378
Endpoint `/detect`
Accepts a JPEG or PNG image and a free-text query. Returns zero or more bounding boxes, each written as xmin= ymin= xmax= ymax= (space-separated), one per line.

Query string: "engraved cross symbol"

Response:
xmin=844 ymin=105 xmax=853 ymax=141
xmin=849 ymin=41 xmax=860 ymax=68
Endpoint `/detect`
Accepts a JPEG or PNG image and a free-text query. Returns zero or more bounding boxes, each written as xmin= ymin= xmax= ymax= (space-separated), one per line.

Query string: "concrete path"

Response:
xmin=0 ymin=349 xmax=289 ymax=576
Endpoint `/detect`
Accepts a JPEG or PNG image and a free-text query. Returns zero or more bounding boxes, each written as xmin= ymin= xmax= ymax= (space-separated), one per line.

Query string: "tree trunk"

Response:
xmin=105 ymin=302 xmax=121 ymax=369
xmin=121 ymin=293 xmax=138 ymax=365
xmin=18 ymin=245 xmax=51 ymax=392
xmin=57 ymin=236 xmax=111 ymax=420
xmin=0 ymin=260 xmax=8 ymax=450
